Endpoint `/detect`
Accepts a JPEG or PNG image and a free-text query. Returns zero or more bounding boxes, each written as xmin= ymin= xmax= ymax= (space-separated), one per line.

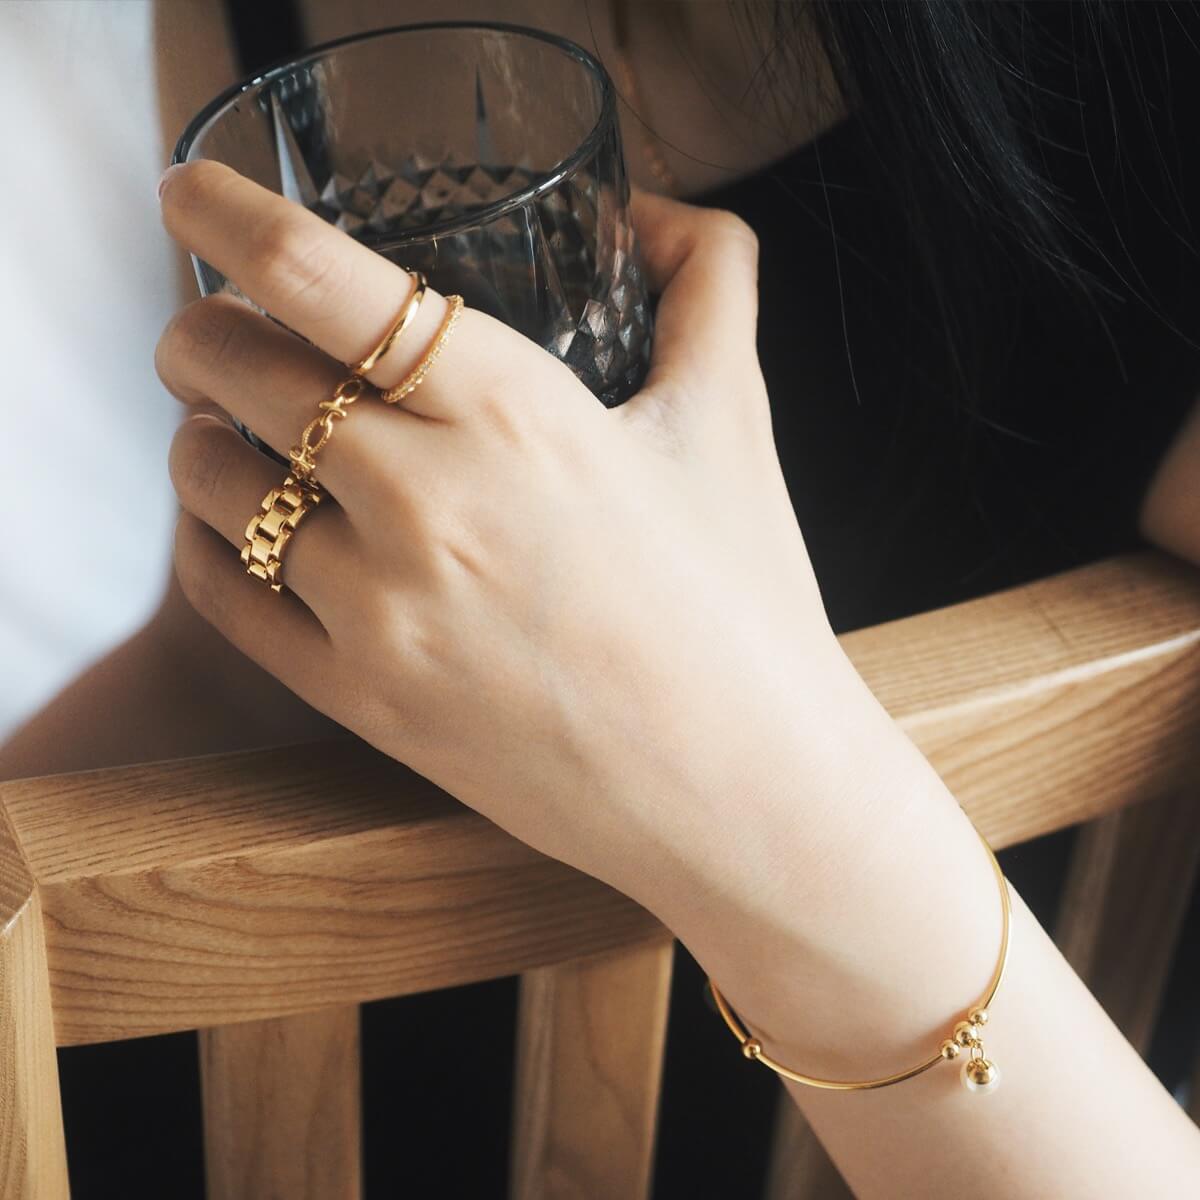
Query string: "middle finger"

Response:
xmin=157 ymin=293 xmax=435 ymax=498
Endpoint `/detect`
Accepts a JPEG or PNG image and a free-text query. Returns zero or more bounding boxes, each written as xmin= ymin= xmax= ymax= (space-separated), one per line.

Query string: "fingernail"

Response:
xmin=158 ymin=163 xmax=183 ymax=200
xmin=184 ymin=412 xmax=229 ymax=428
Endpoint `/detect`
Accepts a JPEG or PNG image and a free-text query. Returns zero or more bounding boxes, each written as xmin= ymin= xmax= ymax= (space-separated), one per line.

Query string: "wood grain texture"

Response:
xmin=1054 ymin=790 xmax=1200 ymax=1055
xmin=762 ymin=555 xmax=1200 ymax=1200
xmin=844 ymin=553 xmax=1200 ymax=846
xmin=764 ymin=1097 xmax=852 ymax=1200
xmin=0 ymin=553 xmax=1196 ymax=1052
xmin=0 ymin=806 xmax=69 ymax=1199
xmin=0 ymin=745 xmax=664 ymax=1046
xmin=199 ymin=1005 xmax=361 ymax=1200
xmin=509 ymin=939 xmax=674 ymax=1200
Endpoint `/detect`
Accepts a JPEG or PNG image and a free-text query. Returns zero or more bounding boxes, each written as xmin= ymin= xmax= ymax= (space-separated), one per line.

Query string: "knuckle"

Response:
xmin=173 ymin=515 xmax=217 ymax=614
xmin=169 ymin=419 xmax=232 ymax=507
xmin=471 ymin=364 xmax=561 ymax=446
xmin=157 ymin=294 xmax=247 ymax=386
xmin=256 ymin=215 xmax=353 ymax=313
xmin=474 ymin=380 xmax=530 ymax=441
xmin=457 ymin=311 xmax=542 ymax=432
xmin=703 ymin=208 xmax=759 ymax=258
xmin=434 ymin=514 xmax=490 ymax=583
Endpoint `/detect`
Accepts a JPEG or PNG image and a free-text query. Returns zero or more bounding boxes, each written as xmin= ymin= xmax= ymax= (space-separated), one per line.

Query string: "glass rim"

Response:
xmin=172 ymin=20 xmax=618 ymax=243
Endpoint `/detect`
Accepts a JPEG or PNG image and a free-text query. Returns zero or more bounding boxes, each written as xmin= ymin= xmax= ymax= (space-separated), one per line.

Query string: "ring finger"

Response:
xmin=169 ymin=413 xmax=362 ymax=617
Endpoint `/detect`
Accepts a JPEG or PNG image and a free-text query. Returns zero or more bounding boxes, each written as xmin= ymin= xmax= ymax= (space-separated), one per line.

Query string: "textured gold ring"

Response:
xmin=351 ymin=271 xmax=428 ymax=375
xmin=380 ymin=295 xmax=465 ymax=404
xmin=241 ymin=473 xmax=324 ymax=593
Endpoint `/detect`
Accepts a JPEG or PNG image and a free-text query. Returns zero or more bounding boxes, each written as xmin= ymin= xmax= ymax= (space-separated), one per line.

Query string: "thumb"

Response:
xmin=623 ymin=189 xmax=762 ymax=419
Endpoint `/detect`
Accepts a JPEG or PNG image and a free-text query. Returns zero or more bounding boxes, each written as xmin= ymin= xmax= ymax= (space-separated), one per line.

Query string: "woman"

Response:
xmin=5 ymin=1 xmax=1200 ymax=1195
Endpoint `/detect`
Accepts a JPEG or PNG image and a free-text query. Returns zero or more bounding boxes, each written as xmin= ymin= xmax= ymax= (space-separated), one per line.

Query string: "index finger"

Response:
xmin=159 ymin=160 xmax=548 ymax=421
xmin=629 ymin=189 xmax=761 ymax=395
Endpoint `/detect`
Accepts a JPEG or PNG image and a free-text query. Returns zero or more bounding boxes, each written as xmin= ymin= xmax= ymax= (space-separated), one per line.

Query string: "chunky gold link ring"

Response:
xmin=380 ymin=295 xmax=465 ymax=404
xmin=241 ymin=473 xmax=324 ymax=593
xmin=351 ymin=271 xmax=428 ymax=375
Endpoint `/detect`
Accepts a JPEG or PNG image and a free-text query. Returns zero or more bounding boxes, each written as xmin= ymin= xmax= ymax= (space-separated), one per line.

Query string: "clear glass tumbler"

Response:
xmin=174 ymin=22 xmax=652 ymax=408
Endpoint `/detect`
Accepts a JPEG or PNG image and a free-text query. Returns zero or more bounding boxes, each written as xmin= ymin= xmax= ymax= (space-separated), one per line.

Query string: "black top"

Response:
xmin=712 ymin=96 xmax=1200 ymax=636
xmin=61 ymin=5 xmax=1200 ymax=1198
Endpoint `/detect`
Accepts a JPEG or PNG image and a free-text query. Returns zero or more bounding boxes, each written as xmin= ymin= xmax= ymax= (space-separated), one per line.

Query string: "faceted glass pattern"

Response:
xmin=175 ymin=24 xmax=652 ymax=408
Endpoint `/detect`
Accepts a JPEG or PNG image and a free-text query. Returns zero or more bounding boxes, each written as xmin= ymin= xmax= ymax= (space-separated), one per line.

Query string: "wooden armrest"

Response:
xmin=2 ymin=552 xmax=1198 ymax=1046
xmin=0 ymin=743 xmax=665 ymax=1045
xmin=844 ymin=551 xmax=1200 ymax=844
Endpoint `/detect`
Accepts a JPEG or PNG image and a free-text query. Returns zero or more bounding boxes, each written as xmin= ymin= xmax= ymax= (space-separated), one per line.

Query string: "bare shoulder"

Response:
xmin=1140 ymin=397 xmax=1200 ymax=566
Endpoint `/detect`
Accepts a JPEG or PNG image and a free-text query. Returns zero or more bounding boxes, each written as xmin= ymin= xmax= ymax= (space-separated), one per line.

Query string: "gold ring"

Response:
xmin=351 ymin=271 xmax=428 ymax=375
xmin=241 ymin=473 xmax=324 ymax=594
xmin=380 ymin=295 xmax=465 ymax=404
xmin=288 ymin=375 xmax=366 ymax=484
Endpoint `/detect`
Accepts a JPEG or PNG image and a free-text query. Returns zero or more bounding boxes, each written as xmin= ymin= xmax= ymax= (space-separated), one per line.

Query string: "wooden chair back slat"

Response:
xmin=510 ymin=938 xmax=675 ymax=1200
xmin=199 ymin=1005 xmax=362 ymax=1200
xmin=1055 ymin=790 xmax=1200 ymax=1054
xmin=0 ymin=808 xmax=69 ymax=1199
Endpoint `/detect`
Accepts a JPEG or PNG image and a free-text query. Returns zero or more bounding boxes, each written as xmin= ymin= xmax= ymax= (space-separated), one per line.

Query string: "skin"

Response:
xmin=150 ymin=160 xmax=1200 ymax=1197
xmin=2 ymin=3 xmax=1198 ymax=1193
xmin=154 ymin=163 xmax=831 ymax=890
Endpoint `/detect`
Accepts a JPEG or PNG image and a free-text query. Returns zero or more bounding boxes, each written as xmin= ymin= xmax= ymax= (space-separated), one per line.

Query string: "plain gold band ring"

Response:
xmin=351 ymin=270 xmax=428 ymax=375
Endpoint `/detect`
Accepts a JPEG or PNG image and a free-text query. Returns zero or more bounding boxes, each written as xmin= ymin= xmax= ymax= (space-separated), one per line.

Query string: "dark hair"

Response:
xmin=740 ymin=1 xmax=1197 ymax=415
xmin=810 ymin=2 xmax=1086 ymax=276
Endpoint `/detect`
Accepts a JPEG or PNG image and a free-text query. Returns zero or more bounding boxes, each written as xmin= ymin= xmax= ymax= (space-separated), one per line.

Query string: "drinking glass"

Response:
xmin=173 ymin=22 xmax=652 ymax=410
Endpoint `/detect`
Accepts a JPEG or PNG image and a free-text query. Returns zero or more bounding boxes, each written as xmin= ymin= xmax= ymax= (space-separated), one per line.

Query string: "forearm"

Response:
xmin=790 ymin=886 xmax=1198 ymax=1198
xmin=0 ymin=574 xmax=340 ymax=781
xmin=629 ymin=653 xmax=1200 ymax=1199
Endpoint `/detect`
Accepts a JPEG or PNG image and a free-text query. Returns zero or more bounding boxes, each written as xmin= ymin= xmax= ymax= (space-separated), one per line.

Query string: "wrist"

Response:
xmin=631 ymin=658 xmax=1007 ymax=1079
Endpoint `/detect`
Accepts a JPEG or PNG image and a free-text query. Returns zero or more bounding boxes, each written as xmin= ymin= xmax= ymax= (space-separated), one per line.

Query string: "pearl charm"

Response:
xmin=961 ymin=1056 xmax=1000 ymax=1093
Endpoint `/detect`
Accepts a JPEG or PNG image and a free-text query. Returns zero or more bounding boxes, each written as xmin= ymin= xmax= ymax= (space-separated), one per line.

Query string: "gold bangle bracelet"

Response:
xmin=707 ymin=825 xmax=1011 ymax=1093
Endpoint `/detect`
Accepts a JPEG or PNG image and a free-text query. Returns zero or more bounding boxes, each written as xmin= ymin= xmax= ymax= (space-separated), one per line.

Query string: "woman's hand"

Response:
xmin=155 ymin=161 xmax=854 ymax=912
xmin=154 ymin=170 xmax=1200 ymax=1200
xmin=156 ymin=163 xmax=975 ymax=1078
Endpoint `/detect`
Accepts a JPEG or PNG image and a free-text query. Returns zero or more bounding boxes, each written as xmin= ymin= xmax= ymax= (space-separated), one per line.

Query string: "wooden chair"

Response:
xmin=4 ymin=551 xmax=1200 ymax=1199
